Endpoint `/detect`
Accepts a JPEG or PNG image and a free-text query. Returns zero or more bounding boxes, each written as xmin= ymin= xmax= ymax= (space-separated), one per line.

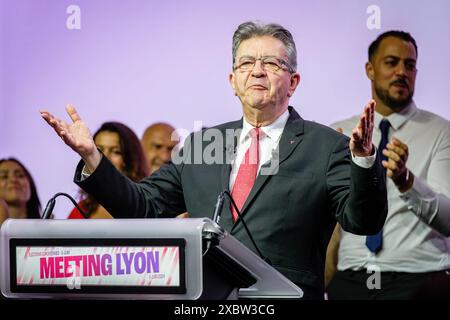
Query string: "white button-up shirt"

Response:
xmin=332 ymin=102 xmax=450 ymax=272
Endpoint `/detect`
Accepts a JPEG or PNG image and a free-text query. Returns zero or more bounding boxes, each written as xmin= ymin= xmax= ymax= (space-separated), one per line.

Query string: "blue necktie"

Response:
xmin=365 ymin=119 xmax=390 ymax=254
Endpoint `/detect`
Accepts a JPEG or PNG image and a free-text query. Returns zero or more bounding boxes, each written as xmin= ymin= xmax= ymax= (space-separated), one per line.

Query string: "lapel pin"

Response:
xmin=290 ymin=140 xmax=295 ymax=144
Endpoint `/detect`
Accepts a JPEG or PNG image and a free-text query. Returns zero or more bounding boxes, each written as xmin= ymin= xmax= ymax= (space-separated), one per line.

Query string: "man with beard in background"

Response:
xmin=326 ymin=31 xmax=450 ymax=299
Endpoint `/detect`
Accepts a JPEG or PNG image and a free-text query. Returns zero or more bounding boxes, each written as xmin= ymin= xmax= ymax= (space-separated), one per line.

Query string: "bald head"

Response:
xmin=141 ymin=123 xmax=179 ymax=173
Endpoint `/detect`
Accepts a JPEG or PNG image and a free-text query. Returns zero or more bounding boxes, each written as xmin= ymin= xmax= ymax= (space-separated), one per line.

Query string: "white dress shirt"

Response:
xmin=229 ymin=111 xmax=289 ymax=190
xmin=331 ymin=102 xmax=450 ymax=272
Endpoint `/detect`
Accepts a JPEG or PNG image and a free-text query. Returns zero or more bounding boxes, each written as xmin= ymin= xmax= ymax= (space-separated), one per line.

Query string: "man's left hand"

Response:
xmin=382 ymin=137 xmax=414 ymax=192
xmin=350 ymin=100 xmax=376 ymax=157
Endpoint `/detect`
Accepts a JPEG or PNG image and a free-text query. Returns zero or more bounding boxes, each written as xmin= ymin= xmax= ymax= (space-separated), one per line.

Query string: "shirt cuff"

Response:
xmin=80 ymin=165 xmax=91 ymax=181
xmin=399 ymin=177 xmax=438 ymax=225
xmin=351 ymin=147 xmax=377 ymax=169
xmin=79 ymin=151 xmax=102 ymax=181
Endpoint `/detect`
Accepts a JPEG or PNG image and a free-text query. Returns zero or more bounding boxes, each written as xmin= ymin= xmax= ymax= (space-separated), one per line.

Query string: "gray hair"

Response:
xmin=232 ymin=21 xmax=297 ymax=72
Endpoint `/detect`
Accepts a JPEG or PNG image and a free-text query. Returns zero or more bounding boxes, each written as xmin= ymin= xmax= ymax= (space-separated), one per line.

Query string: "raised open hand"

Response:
xmin=350 ymin=100 xmax=376 ymax=157
xmin=40 ymin=105 xmax=101 ymax=172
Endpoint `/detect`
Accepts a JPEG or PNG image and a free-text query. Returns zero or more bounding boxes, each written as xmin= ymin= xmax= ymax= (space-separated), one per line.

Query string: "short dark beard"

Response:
xmin=375 ymin=84 xmax=413 ymax=111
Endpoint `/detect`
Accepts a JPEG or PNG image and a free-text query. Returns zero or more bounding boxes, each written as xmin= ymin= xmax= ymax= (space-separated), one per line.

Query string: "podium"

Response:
xmin=0 ymin=218 xmax=303 ymax=300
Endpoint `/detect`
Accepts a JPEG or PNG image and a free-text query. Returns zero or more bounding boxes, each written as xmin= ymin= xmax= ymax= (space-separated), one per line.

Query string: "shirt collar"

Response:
xmin=374 ymin=101 xmax=417 ymax=131
xmin=241 ymin=109 xmax=290 ymax=144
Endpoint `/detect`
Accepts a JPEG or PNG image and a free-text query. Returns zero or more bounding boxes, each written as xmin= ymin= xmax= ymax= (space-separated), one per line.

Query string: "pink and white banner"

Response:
xmin=15 ymin=246 xmax=180 ymax=287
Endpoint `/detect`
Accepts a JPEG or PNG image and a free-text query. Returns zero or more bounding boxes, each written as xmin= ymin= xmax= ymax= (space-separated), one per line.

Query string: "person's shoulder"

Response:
xmin=413 ymin=107 xmax=450 ymax=143
xmin=329 ymin=114 xmax=359 ymax=132
xmin=303 ymin=119 xmax=348 ymax=141
xmin=415 ymin=107 xmax=450 ymax=129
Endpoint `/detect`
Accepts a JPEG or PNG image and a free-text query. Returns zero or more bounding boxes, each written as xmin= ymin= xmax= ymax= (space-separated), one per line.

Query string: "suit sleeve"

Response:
xmin=327 ymin=135 xmax=388 ymax=235
xmin=74 ymin=155 xmax=186 ymax=219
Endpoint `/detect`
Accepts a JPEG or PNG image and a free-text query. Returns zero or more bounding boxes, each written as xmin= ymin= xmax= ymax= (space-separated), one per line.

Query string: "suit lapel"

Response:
xmin=276 ymin=107 xmax=305 ymax=164
xmin=232 ymin=107 xmax=305 ymax=231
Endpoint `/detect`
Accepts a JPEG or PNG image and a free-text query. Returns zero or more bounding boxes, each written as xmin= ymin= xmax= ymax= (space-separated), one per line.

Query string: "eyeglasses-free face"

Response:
xmin=0 ymin=160 xmax=31 ymax=205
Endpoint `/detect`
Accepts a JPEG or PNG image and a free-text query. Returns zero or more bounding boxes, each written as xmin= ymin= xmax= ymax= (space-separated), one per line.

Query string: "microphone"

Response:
xmin=203 ymin=192 xmax=226 ymax=255
xmin=212 ymin=192 xmax=225 ymax=225
xmin=212 ymin=190 xmax=272 ymax=265
xmin=42 ymin=197 xmax=56 ymax=219
xmin=42 ymin=192 xmax=89 ymax=219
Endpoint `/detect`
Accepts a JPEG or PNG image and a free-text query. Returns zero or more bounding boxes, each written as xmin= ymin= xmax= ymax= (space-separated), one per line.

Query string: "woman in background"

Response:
xmin=68 ymin=121 xmax=149 ymax=219
xmin=0 ymin=158 xmax=41 ymax=221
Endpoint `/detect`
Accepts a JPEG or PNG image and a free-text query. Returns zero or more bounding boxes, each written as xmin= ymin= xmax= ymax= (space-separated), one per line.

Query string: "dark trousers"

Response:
xmin=327 ymin=269 xmax=450 ymax=300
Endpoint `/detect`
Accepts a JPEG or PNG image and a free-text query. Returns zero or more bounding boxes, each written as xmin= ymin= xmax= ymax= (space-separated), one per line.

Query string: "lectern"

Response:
xmin=0 ymin=218 xmax=303 ymax=300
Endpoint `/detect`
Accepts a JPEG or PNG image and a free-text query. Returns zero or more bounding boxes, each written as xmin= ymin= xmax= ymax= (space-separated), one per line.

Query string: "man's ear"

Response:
xmin=366 ymin=61 xmax=375 ymax=81
xmin=287 ymin=72 xmax=301 ymax=97
xmin=229 ymin=72 xmax=237 ymax=96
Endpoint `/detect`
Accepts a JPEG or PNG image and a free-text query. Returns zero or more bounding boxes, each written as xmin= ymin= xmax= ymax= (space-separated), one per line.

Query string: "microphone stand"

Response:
xmin=209 ymin=190 xmax=271 ymax=265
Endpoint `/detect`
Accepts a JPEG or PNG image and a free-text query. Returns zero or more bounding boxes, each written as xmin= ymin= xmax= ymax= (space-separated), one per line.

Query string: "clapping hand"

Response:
xmin=382 ymin=138 xmax=414 ymax=192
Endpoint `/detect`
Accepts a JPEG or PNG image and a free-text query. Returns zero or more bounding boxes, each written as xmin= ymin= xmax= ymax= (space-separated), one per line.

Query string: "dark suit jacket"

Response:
xmin=75 ymin=107 xmax=387 ymax=299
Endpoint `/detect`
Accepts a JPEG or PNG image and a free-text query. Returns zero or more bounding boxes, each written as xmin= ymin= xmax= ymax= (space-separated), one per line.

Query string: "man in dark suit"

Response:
xmin=40 ymin=21 xmax=387 ymax=299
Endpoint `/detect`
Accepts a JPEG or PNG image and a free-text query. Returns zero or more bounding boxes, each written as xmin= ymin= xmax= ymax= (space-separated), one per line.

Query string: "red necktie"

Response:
xmin=231 ymin=128 xmax=261 ymax=222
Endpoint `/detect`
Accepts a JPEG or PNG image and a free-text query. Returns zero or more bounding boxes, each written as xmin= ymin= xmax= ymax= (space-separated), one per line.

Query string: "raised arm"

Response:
xmin=40 ymin=105 xmax=101 ymax=172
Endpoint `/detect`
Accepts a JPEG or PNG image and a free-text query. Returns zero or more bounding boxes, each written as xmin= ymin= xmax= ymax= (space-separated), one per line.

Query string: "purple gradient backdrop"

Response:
xmin=1 ymin=0 xmax=450 ymax=218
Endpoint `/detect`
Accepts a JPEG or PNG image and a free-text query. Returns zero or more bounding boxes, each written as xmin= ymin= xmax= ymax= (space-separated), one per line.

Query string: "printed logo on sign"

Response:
xmin=18 ymin=246 xmax=179 ymax=287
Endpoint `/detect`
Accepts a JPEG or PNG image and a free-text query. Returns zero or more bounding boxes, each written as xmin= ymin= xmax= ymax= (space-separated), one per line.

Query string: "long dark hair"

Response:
xmin=0 ymin=158 xmax=41 ymax=219
xmin=82 ymin=122 xmax=149 ymax=214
